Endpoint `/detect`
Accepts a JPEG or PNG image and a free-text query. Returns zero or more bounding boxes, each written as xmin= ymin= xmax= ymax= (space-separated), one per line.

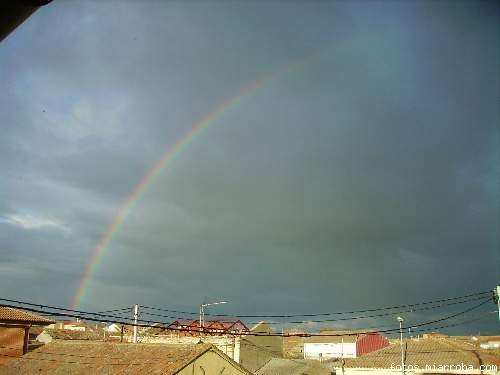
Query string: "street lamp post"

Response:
xmin=397 ymin=316 xmax=405 ymax=375
xmin=199 ymin=301 xmax=227 ymax=334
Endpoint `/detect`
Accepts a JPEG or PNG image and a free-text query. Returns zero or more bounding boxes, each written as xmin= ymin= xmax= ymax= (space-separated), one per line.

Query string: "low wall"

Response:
xmin=139 ymin=334 xmax=241 ymax=362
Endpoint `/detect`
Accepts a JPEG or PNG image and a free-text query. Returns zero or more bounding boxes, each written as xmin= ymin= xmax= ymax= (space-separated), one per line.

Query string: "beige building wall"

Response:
xmin=239 ymin=322 xmax=283 ymax=372
xmin=0 ymin=327 xmax=24 ymax=364
xmin=283 ymin=329 xmax=306 ymax=358
xmin=240 ymin=336 xmax=283 ymax=371
xmin=178 ymin=350 xmax=249 ymax=375
xmin=140 ymin=335 xmax=241 ymax=362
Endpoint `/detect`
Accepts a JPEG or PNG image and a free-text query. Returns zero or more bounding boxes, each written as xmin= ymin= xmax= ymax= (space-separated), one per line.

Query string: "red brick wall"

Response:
xmin=0 ymin=327 xmax=24 ymax=364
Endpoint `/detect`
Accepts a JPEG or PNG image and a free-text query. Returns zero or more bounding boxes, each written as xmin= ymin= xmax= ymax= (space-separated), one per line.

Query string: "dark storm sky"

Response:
xmin=0 ymin=1 xmax=498 ymax=334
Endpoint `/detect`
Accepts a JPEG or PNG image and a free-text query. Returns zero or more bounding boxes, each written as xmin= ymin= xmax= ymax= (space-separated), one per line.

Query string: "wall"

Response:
xmin=178 ymin=349 xmax=248 ymax=375
xmin=0 ymin=327 xmax=24 ymax=364
xmin=283 ymin=330 xmax=306 ymax=359
xmin=304 ymin=342 xmax=357 ymax=359
xmin=139 ymin=334 xmax=241 ymax=362
xmin=240 ymin=336 xmax=283 ymax=372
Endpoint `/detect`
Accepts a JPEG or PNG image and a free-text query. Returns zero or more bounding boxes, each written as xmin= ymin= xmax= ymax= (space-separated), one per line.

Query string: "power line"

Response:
xmin=138 ymin=290 xmax=491 ymax=318
xmin=0 ymin=297 xmax=139 ymax=321
xmin=0 ymin=297 xmax=490 ymax=337
xmin=0 ymin=293 xmax=490 ymax=330
xmin=0 ymin=293 xmax=488 ymax=327
xmin=138 ymin=294 xmax=490 ymax=325
xmin=96 ymin=307 xmax=132 ymax=314
xmin=0 ymin=298 xmax=166 ymax=326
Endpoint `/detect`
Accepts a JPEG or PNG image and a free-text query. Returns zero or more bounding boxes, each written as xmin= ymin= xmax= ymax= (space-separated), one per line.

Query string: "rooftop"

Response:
xmin=0 ymin=307 xmax=54 ymax=326
xmin=327 ymin=338 xmax=500 ymax=369
xmin=41 ymin=329 xmax=104 ymax=341
xmin=0 ymin=341 xmax=232 ymax=374
xmin=256 ymin=358 xmax=331 ymax=375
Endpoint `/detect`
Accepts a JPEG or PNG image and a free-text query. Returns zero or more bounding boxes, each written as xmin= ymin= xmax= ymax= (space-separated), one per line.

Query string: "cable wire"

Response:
xmin=138 ymin=290 xmax=491 ymax=318
xmin=1 ymin=293 xmax=491 ymax=328
xmin=138 ymin=294 xmax=490 ymax=325
xmin=0 ymin=297 xmax=491 ymax=337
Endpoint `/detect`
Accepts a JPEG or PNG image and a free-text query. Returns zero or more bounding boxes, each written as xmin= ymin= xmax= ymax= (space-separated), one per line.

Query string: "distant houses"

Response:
xmin=46 ymin=319 xmax=87 ymax=331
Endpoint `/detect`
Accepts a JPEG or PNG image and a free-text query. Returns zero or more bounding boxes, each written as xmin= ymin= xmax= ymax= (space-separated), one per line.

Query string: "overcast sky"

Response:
xmin=1 ymin=1 xmax=499 ymax=335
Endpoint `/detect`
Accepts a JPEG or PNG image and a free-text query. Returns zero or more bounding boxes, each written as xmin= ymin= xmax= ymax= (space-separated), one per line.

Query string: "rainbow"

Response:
xmin=71 ymin=56 xmax=313 ymax=309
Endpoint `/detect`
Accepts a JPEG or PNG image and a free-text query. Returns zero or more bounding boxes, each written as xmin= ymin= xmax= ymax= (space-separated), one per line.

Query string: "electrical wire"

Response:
xmin=1 ymin=293 xmax=491 ymax=329
xmin=138 ymin=294 xmax=490 ymax=325
xmin=0 ymin=290 xmax=491 ymax=327
xmin=96 ymin=307 xmax=132 ymax=314
xmin=138 ymin=290 xmax=491 ymax=318
xmin=0 ymin=297 xmax=491 ymax=337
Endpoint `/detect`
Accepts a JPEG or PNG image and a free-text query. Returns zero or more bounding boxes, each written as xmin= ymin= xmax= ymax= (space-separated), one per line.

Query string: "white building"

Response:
xmin=105 ymin=323 xmax=122 ymax=333
xmin=304 ymin=330 xmax=389 ymax=360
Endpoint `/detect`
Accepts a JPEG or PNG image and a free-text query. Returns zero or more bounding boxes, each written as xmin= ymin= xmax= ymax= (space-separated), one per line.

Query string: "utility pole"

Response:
xmin=199 ymin=304 xmax=203 ymax=334
xmin=397 ymin=316 xmax=405 ymax=375
xmin=494 ymin=286 xmax=500 ymax=321
xmin=133 ymin=304 xmax=139 ymax=344
xmin=199 ymin=301 xmax=227 ymax=334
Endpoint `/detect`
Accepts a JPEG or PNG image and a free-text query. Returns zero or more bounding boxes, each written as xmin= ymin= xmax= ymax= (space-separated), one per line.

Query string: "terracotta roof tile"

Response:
xmin=0 ymin=307 xmax=54 ymax=325
xmin=256 ymin=358 xmax=331 ymax=375
xmin=0 ymin=341 xmax=219 ymax=375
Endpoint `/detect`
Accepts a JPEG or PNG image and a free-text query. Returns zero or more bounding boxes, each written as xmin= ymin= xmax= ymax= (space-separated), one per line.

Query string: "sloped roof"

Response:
xmin=0 ymin=341 xmax=251 ymax=375
xmin=167 ymin=318 xmax=249 ymax=334
xmin=256 ymin=358 xmax=331 ymax=375
xmin=251 ymin=321 xmax=273 ymax=334
xmin=328 ymin=338 xmax=500 ymax=369
xmin=0 ymin=307 xmax=54 ymax=326
xmin=169 ymin=319 xmax=197 ymax=326
xmin=42 ymin=329 xmax=104 ymax=341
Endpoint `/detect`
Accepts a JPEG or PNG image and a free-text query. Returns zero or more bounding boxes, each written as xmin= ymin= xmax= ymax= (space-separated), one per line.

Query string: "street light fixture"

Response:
xmin=199 ymin=301 xmax=227 ymax=333
xmin=397 ymin=316 xmax=405 ymax=375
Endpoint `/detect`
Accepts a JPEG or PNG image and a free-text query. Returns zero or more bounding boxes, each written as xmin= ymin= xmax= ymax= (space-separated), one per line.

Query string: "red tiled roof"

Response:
xmin=0 ymin=307 xmax=54 ymax=326
xmin=167 ymin=318 xmax=249 ymax=334
xmin=0 ymin=341 xmax=252 ymax=374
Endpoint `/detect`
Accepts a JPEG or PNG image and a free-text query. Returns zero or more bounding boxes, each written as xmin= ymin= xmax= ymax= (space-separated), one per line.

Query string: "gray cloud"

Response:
xmin=0 ymin=0 xmax=498 ymax=334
